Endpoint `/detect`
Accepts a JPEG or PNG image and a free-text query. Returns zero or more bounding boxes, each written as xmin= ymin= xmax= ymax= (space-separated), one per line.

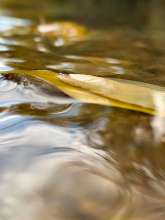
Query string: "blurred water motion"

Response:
xmin=0 ymin=0 xmax=165 ymax=220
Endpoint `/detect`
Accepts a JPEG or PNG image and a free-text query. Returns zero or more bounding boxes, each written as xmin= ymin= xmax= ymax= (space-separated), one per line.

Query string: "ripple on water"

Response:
xmin=0 ymin=59 xmax=125 ymax=220
xmin=0 ymin=3 xmax=165 ymax=219
xmin=0 ymin=75 xmax=17 ymax=92
xmin=0 ymin=74 xmax=76 ymax=107
xmin=0 ymin=104 xmax=127 ymax=220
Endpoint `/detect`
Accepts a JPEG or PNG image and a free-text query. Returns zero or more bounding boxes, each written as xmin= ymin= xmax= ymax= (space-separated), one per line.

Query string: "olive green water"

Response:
xmin=0 ymin=1 xmax=165 ymax=220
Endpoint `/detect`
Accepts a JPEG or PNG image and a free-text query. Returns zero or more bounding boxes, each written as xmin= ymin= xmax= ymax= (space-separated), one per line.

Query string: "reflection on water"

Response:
xmin=0 ymin=0 xmax=165 ymax=219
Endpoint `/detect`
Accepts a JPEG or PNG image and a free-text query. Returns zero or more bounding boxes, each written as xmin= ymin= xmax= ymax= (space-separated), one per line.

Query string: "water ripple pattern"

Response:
xmin=0 ymin=1 xmax=165 ymax=220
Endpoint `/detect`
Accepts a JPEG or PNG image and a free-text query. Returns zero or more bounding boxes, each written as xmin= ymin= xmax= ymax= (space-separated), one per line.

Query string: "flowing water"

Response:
xmin=0 ymin=1 xmax=165 ymax=220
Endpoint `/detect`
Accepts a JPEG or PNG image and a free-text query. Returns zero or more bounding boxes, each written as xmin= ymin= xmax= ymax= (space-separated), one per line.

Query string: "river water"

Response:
xmin=0 ymin=1 xmax=165 ymax=220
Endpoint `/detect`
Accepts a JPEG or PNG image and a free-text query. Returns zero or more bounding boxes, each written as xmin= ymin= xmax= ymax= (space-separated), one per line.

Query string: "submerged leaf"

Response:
xmin=37 ymin=21 xmax=88 ymax=45
xmin=1 ymin=70 xmax=165 ymax=115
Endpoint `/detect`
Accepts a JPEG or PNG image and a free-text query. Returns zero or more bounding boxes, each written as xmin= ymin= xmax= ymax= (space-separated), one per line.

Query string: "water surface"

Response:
xmin=0 ymin=1 xmax=165 ymax=220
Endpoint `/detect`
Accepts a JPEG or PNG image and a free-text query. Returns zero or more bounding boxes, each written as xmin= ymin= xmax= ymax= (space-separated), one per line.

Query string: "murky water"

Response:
xmin=0 ymin=1 xmax=165 ymax=220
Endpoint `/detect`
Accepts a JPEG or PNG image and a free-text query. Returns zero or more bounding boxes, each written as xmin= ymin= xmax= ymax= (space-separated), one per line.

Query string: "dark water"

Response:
xmin=0 ymin=1 xmax=165 ymax=220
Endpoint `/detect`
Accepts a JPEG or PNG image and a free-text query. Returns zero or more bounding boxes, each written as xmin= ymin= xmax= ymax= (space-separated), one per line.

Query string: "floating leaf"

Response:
xmin=1 ymin=70 xmax=165 ymax=116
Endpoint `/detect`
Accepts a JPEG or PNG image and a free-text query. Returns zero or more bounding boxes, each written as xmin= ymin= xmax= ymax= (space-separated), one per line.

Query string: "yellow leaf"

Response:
xmin=2 ymin=70 xmax=165 ymax=116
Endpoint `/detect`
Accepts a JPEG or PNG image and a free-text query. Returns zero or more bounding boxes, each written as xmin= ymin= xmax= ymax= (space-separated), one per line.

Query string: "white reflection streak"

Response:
xmin=0 ymin=16 xmax=31 ymax=32
xmin=0 ymin=60 xmax=13 ymax=72
xmin=152 ymin=92 xmax=165 ymax=142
